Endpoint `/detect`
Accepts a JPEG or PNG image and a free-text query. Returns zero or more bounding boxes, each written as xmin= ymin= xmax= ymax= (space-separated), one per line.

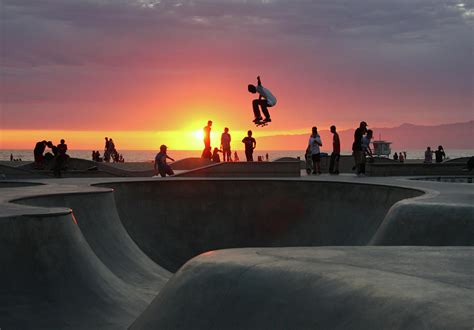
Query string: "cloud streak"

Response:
xmin=1 ymin=0 xmax=472 ymax=130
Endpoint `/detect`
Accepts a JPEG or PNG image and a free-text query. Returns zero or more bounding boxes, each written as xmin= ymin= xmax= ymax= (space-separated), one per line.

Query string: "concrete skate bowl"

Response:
xmin=98 ymin=180 xmax=425 ymax=272
xmin=3 ymin=179 xmax=473 ymax=329
xmin=3 ymin=190 xmax=170 ymax=329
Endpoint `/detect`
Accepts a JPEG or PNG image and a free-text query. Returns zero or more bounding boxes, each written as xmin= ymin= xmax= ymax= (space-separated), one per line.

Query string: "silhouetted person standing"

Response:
xmin=154 ymin=145 xmax=175 ymax=177
xmin=308 ymin=127 xmax=323 ymax=174
xmin=242 ymin=130 xmax=256 ymax=161
xmin=352 ymin=121 xmax=368 ymax=175
xmin=104 ymin=137 xmax=111 ymax=162
xmin=435 ymin=145 xmax=446 ymax=163
xmin=248 ymin=76 xmax=277 ymax=124
xmin=329 ymin=125 xmax=340 ymax=174
xmin=399 ymin=152 xmax=405 ymax=163
xmin=221 ymin=127 xmax=232 ymax=162
xmin=203 ymin=120 xmax=212 ymax=149
xmin=360 ymin=129 xmax=373 ymax=174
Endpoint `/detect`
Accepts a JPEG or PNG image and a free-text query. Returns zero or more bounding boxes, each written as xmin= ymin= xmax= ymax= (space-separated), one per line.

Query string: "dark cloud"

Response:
xmin=2 ymin=0 xmax=472 ymax=67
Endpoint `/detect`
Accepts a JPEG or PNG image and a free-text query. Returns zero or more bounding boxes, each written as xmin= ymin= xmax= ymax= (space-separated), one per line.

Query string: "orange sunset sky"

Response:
xmin=1 ymin=0 xmax=473 ymax=150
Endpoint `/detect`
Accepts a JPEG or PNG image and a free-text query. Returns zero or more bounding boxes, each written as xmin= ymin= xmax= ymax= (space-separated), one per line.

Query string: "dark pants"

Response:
xmin=223 ymin=148 xmax=231 ymax=161
xmin=252 ymin=99 xmax=272 ymax=120
xmin=353 ymin=150 xmax=364 ymax=174
xmin=245 ymin=149 xmax=253 ymax=162
xmin=159 ymin=165 xmax=174 ymax=177
xmin=329 ymin=153 xmax=340 ymax=173
xmin=312 ymin=153 xmax=321 ymax=173
xmin=53 ymin=155 xmax=68 ymax=177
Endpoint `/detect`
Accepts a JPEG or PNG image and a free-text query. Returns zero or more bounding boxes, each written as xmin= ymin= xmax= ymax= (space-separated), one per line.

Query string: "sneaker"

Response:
xmin=253 ymin=117 xmax=263 ymax=123
xmin=263 ymin=118 xmax=272 ymax=122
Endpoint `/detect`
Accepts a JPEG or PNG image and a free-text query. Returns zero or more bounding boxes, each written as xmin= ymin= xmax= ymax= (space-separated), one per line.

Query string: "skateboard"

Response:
xmin=305 ymin=152 xmax=313 ymax=174
xmin=254 ymin=119 xmax=269 ymax=127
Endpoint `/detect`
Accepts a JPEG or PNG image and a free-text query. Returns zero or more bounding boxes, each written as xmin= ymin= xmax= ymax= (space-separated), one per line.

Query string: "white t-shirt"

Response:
xmin=256 ymin=85 xmax=277 ymax=106
xmin=308 ymin=135 xmax=322 ymax=155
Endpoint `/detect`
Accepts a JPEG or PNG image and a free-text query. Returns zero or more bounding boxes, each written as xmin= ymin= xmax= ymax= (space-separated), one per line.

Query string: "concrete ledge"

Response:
xmin=367 ymin=162 xmax=468 ymax=176
xmin=131 ymin=247 xmax=474 ymax=330
xmin=175 ymin=161 xmax=301 ymax=177
xmin=371 ymin=201 xmax=474 ymax=245
xmin=170 ymin=157 xmax=213 ymax=170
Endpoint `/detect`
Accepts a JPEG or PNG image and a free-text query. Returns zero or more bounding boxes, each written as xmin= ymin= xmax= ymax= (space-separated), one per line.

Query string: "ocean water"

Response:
xmin=2 ymin=149 xmax=473 ymax=162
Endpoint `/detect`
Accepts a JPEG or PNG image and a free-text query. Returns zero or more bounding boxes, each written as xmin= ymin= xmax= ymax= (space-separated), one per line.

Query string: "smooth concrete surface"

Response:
xmin=102 ymin=180 xmax=422 ymax=271
xmin=170 ymin=157 xmax=214 ymax=170
xmin=175 ymin=161 xmax=301 ymax=177
xmin=0 ymin=174 xmax=473 ymax=329
xmin=0 ymin=183 xmax=170 ymax=329
xmin=131 ymin=247 xmax=474 ymax=330
xmin=14 ymin=191 xmax=170 ymax=294
xmin=275 ymin=155 xmax=400 ymax=173
xmin=367 ymin=162 xmax=468 ymax=176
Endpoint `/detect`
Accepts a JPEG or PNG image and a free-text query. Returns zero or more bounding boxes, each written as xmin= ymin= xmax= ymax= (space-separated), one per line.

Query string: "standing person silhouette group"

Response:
xmin=200 ymin=120 xmax=241 ymax=162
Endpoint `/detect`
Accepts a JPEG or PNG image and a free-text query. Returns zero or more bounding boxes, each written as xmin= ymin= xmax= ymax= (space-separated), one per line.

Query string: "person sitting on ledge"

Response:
xmin=53 ymin=139 xmax=69 ymax=177
xmin=212 ymin=148 xmax=222 ymax=162
xmin=154 ymin=145 xmax=175 ymax=177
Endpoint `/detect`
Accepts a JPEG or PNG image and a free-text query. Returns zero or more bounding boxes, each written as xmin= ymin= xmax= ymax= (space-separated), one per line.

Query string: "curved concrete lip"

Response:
xmin=1 ymin=174 xmax=472 ymax=329
xmin=1 ymin=174 xmax=472 ymax=220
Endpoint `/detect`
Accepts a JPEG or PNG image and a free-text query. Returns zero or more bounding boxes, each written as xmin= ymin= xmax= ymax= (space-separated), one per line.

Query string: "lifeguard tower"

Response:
xmin=372 ymin=134 xmax=392 ymax=157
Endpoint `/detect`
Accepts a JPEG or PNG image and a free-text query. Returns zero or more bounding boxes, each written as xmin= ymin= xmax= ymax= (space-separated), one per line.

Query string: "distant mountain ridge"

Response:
xmin=258 ymin=120 xmax=474 ymax=151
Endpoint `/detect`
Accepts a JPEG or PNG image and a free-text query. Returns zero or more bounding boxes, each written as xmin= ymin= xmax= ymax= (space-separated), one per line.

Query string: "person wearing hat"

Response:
xmin=352 ymin=121 xmax=368 ymax=176
xmin=154 ymin=145 xmax=175 ymax=177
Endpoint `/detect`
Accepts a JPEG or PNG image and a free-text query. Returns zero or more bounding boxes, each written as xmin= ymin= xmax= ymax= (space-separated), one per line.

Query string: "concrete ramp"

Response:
xmin=102 ymin=180 xmax=422 ymax=272
xmin=14 ymin=191 xmax=170 ymax=295
xmin=176 ymin=161 xmax=301 ymax=177
xmin=170 ymin=157 xmax=213 ymax=170
xmin=131 ymin=247 xmax=474 ymax=330
xmin=0 ymin=212 xmax=149 ymax=329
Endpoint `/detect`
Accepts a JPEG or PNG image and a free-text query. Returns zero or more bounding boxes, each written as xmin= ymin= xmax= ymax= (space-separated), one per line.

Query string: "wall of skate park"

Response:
xmin=2 ymin=177 xmax=473 ymax=329
xmin=175 ymin=161 xmax=301 ymax=177
xmin=276 ymin=155 xmax=470 ymax=176
xmin=99 ymin=180 xmax=424 ymax=271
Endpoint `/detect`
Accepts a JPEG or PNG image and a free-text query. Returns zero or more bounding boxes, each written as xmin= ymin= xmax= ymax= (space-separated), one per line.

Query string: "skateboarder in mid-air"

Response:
xmin=248 ymin=76 xmax=277 ymax=126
